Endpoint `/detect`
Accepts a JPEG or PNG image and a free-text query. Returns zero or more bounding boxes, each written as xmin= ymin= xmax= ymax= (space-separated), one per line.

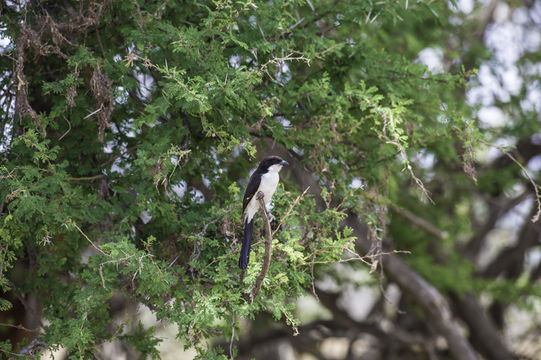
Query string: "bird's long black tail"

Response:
xmin=239 ymin=218 xmax=254 ymax=269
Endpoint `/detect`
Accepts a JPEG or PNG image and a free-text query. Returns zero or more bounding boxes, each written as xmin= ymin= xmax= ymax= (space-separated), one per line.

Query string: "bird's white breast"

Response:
xmin=244 ymin=164 xmax=282 ymax=222
xmin=259 ymin=170 xmax=280 ymax=205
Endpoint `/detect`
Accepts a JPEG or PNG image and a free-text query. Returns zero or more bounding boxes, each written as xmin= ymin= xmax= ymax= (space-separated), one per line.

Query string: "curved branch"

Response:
xmin=250 ymin=191 xmax=273 ymax=302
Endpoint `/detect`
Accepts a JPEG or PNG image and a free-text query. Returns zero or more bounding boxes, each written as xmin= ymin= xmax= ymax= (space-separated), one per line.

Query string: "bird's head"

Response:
xmin=258 ymin=155 xmax=289 ymax=173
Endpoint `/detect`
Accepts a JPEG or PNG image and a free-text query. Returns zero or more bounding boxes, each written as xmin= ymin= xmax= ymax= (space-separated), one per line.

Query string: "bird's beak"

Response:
xmin=280 ymin=160 xmax=289 ymax=166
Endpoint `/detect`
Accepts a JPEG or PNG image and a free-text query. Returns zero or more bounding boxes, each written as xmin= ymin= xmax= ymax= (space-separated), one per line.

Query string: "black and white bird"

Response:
xmin=239 ymin=156 xmax=289 ymax=269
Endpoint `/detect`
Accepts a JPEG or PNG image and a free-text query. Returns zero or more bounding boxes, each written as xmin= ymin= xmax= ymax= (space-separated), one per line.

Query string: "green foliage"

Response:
xmin=1 ymin=0 xmax=538 ymax=358
xmin=120 ymin=323 xmax=162 ymax=359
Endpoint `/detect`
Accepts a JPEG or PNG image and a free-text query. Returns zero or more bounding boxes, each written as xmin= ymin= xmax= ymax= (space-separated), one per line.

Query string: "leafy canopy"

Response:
xmin=0 ymin=0 xmax=506 ymax=358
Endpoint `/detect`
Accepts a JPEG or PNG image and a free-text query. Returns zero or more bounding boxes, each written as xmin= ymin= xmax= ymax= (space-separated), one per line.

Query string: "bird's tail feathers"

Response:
xmin=238 ymin=218 xmax=254 ymax=269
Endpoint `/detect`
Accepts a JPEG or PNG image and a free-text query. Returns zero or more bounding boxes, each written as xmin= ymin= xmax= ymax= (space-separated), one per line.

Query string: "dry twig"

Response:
xmin=505 ymin=152 xmax=541 ymax=223
xmin=69 ymin=221 xmax=108 ymax=257
xmin=272 ymin=186 xmax=310 ymax=237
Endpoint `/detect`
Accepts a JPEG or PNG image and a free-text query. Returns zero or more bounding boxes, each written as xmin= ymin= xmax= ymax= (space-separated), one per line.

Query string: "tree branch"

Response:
xmin=250 ymin=191 xmax=273 ymax=302
xmin=449 ymin=292 xmax=516 ymax=360
xmin=390 ymin=204 xmax=449 ymax=240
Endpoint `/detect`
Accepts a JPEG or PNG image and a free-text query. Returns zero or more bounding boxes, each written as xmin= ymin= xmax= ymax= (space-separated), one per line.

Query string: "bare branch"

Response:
xmin=390 ymin=204 xmax=449 ymax=240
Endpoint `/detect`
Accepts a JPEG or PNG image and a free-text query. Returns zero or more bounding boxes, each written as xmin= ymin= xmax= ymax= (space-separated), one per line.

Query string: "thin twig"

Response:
xmin=283 ymin=311 xmax=299 ymax=336
xmin=0 ymin=322 xmax=39 ymax=333
xmin=168 ymin=255 xmax=180 ymax=267
xmin=272 ymin=186 xmax=310 ymax=237
xmin=66 ymin=174 xmax=105 ymax=182
xmin=0 ymin=347 xmax=24 ymax=358
xmin=99 ymin=254 xmax=136 ymax=288
xmin=59 ymin=116 xmax=71 ymax=140
xmin=250 ymin=192 xmax=273 ymax=303
xmin=84 ymin=105 xmax=103 ymax=119
xmin=481 ymin=139 xmax=541 ymax=223
xmin=390 ymin=204 xmax=449 ymax=239
xmin=506 ymin=152 xmax=541 ymax=223
xmin=69 ymin=221 xmax=108 ymax=256
xmin=308 ymin=248 xmax=410 ymax=266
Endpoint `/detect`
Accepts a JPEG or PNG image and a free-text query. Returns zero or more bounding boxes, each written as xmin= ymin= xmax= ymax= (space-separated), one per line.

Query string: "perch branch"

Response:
xmin=250 ymin=191 xmax=273 ymax=303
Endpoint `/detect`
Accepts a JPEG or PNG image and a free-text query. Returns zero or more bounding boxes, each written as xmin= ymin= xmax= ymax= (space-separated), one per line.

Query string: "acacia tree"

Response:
xmin=0 ymin=0 xmax=540 ymax=359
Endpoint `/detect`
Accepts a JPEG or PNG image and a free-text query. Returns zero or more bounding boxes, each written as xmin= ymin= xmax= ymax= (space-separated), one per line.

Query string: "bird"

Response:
xmin=239 ymin=155 xmax=289 ymax=269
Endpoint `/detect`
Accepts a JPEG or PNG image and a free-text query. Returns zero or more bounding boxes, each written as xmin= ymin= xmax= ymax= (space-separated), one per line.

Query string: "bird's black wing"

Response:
xmin=242 ymin=169 xmax=262 ymax=213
